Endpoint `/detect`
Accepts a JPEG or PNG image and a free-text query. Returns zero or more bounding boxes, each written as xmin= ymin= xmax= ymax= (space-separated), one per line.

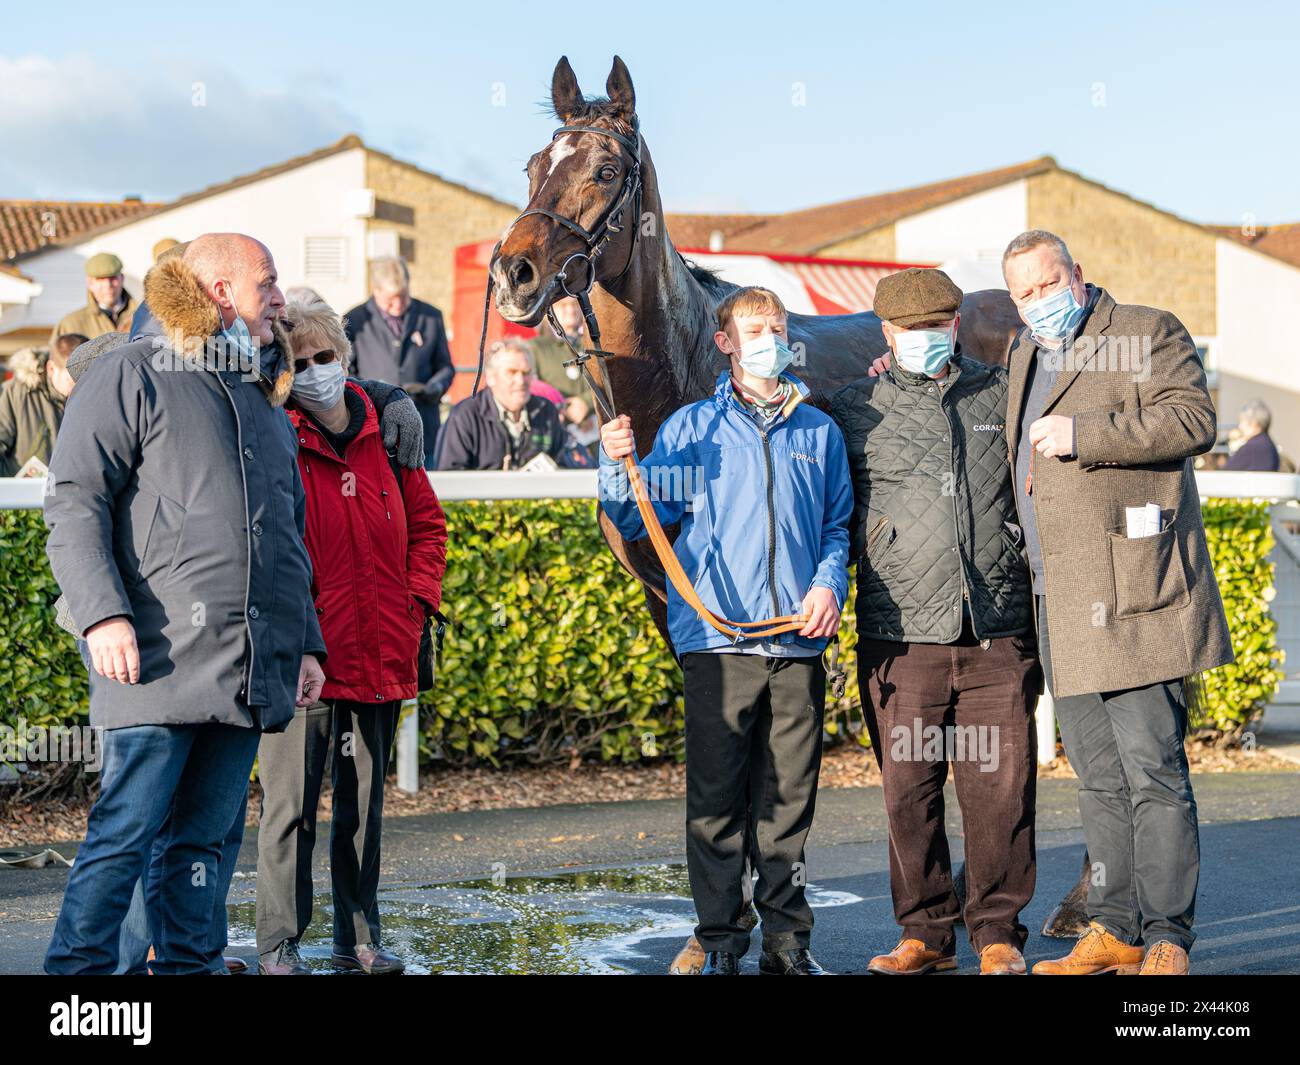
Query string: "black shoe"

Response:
xmin=700 ymin=951 xmax=741 ymax=975
xmin=759 ymin=948 xmax=830 ymax=975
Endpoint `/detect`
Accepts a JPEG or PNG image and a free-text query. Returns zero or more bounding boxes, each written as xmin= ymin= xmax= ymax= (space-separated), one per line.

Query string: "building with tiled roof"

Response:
xmin=0 ymin=135 xmax=518 ymax=355
xmin=0 ymin=198 xmax=161 ymax=261
xmin=1208 ymin=222 xmax=1300 ymax=270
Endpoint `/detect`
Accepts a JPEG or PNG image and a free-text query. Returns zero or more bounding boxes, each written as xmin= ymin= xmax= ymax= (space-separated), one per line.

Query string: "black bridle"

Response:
xmin=474 ymin=120 xmax=644 ymax=422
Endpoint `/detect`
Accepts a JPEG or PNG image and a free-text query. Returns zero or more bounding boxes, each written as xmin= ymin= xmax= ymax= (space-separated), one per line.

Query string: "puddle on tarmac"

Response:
xmin=225 ymin=863 xmax=861 ymax=975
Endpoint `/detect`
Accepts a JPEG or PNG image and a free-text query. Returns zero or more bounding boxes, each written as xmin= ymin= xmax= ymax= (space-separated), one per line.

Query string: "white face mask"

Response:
xmin=291 ymin=361 xmax=346 ymax=412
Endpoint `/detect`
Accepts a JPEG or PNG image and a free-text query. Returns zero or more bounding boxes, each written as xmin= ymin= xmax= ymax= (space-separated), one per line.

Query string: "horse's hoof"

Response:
xmin=669 ymin=935 xmax=706 ymax=975
xmin=1041 ymin=901 xmax=1090 ymax=939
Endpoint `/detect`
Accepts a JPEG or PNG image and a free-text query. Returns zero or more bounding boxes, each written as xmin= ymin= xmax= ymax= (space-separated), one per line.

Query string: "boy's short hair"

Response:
xmin=715 ymin=286 xmax=788 ymax=334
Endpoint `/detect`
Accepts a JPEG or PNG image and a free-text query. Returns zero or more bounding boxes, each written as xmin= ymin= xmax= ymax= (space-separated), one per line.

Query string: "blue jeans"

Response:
xmin=116 ymin=789 xmax=249 ymax=974
xmin=45 ymin=722 xmax=260 ymax=975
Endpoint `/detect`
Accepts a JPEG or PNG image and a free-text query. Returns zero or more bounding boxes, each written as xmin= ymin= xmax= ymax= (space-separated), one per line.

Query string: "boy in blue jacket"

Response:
xmin=599 ymin=286 xmax=852 ymax=975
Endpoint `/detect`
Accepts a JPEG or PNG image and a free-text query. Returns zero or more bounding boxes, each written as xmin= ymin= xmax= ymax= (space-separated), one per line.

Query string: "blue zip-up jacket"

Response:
xmin=598 ymin=370 xmax=853 ymax=657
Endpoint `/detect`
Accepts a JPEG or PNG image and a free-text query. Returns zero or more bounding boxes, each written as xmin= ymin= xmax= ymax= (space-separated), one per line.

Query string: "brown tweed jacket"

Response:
xmin=1007 ymin=286 xmax=1233 ymax=698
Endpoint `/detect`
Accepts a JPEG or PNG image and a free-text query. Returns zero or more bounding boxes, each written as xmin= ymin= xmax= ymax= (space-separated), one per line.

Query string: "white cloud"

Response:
xmin=0 ymin=53 xmax=363 ymax=201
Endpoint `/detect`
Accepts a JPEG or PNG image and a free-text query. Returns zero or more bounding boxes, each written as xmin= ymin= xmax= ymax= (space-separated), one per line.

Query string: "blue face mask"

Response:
xmin=738 ymin=333 xmax=795 ymax=379
xmin=219 ymin=286 xmax=258 ymax=374
xmin=1022 ymin=281 xmax=1085 ymax=346
xmin=892 ymin=326 xmax=954 ymax=377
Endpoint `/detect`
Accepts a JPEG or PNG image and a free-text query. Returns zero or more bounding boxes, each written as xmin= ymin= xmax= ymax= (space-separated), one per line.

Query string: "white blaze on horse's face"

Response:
xmin=544 ymin=136 xmax=578 ymax=183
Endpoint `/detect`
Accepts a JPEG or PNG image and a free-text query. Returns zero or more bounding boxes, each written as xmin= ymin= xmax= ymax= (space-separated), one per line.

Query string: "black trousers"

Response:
xmin=857 ymin=620 xmax=1041 ymax=953
xmin=255 ymin=699 xmax=401 ymax=954
xmin=1037 ymin=596 xmax=1200 ymax=951
xmin=683 ymin=652 xmax=826 ymax=956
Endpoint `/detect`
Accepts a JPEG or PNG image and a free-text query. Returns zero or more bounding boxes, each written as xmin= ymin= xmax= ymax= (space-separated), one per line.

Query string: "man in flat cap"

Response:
xmin=49 ymin=251 xmax=141 ymax=348
xmin=830 ymin=268 xmax=1040 ymax=976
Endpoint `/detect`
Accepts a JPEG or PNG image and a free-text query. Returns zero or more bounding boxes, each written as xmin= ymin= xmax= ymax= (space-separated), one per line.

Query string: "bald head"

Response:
xmin=184 ymin=232 xmax=283 ymax=345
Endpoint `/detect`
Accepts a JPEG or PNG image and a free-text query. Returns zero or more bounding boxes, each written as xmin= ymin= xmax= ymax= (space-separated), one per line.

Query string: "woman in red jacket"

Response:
xmin=255 ymin=296 xmax=447 ymax=976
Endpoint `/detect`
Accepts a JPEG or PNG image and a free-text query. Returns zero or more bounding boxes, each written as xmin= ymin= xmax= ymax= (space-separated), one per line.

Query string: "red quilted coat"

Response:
xmin=289 ymin=382 xmax=447 ymax=703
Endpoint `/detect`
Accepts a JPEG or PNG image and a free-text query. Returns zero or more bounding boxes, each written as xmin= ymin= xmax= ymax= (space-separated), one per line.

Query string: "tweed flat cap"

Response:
xmin=85 ymin=252 xmax=124 ymax=277
xmin=873 ymin=268 xmax=963 ymax=328
xmin=67 ymin=330 xmax=132 ymax=383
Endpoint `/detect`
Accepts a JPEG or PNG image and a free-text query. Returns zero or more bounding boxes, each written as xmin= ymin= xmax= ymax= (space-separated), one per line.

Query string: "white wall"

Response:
xmin=894 ymin=179 xmax=1028 ymax=265
xmin=1 ymin=148 xmax=371 ymax=339
xmin=1214 ymin=237 xmax=1300 ymax=460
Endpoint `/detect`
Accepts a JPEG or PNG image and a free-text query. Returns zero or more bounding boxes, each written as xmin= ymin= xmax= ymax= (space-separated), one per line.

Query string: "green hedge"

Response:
xmin=0 ymin=498 xmax=1284 ymax=767
xmin=1196 ymin=498 xmax=1287 ymax=736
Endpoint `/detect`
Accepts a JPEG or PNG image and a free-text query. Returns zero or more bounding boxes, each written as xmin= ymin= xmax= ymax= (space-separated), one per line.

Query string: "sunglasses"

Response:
xmin=293 ymin=349 xmax=338 ymax=374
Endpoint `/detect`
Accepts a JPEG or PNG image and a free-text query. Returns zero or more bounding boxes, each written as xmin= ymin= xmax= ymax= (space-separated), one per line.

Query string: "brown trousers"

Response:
xmin=857 ymin=619 xmax=1041 ymax=953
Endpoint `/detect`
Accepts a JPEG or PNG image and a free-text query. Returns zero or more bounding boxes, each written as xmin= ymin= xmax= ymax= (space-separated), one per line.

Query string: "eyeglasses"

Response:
xmin=293 ymin=349 xmax=338 ymax=374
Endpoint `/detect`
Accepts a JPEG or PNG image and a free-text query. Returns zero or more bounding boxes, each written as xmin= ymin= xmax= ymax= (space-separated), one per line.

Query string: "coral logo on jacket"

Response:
xmin=972 ymin=423 xmax=1005 ymax=433
xmin=789 ymin=451 xmax=819 ymax=464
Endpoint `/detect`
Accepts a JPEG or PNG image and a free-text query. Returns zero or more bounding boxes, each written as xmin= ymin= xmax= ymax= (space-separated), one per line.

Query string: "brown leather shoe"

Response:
xmin=224 ymin=956 xmax=248 ymax=975
xmin=1140 ymin=941 xmax=1189 ymax=975
xmin=1031 ymin=922 xmax=1143 ymax=975
xmin=980 ymin=943 xmax=1027 ymax=975
xmin=868 ymin=939 xmax=957 ymax=975
xmin=258 ymin=939 xmax=310 ymax=975
xmin=332 ymin=943 xmax=405 ymax=974
xmin=669 ymin=935 xmax=707 ymax=975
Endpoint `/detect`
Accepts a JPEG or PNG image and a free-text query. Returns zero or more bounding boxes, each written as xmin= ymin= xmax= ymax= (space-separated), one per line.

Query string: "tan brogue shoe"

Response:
xmin=868 ymin=938 xmax=957 ymax=975
xmin=669 ymin=935 xmax=707 ymax=975
xmin=1032 ymin=921 xmax=1143 ymax=975
xmin=980 ymin=943 xmax=1027 ymax=975
xmin=1139 ymin=941 xmax=1189 ymax=975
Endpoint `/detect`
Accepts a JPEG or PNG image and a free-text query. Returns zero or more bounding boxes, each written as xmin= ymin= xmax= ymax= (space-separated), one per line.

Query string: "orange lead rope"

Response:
xmin=622 ymin=453 xmax=807 ymax=642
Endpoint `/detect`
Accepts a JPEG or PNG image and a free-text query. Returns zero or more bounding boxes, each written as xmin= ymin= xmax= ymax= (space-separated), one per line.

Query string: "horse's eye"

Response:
xmin=598 ymin=164 xmax=618 ymax=182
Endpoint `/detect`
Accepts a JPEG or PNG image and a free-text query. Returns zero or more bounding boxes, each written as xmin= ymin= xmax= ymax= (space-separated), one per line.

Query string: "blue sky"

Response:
xmin=2 ymin=0 xmax=1296 ymax=225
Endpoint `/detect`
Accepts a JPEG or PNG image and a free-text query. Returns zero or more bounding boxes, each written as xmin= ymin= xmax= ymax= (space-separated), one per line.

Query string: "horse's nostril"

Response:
xmin=509 ymin=257 xmax=535 ymax=290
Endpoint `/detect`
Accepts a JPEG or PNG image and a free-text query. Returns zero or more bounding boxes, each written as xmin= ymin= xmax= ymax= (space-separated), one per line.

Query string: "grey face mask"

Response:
xmin=291 ymin=361 xmax=346 ymax=411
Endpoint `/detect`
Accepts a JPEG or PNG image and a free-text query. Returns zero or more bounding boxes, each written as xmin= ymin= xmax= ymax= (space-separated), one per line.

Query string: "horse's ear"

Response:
xmin=552 ymin=56 xmax=582 ymax=121
xmin=606 ymin=55 xmax=635 ymax=119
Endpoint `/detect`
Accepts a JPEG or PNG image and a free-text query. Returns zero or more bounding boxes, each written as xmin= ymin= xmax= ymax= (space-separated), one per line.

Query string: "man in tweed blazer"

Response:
xmin=1001 ymin=231 xmax=1233 ymax=976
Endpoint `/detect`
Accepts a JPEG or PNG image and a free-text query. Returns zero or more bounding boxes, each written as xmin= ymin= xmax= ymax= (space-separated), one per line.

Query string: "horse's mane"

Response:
xmin=682 ymin=258 xmax=733 ymax=298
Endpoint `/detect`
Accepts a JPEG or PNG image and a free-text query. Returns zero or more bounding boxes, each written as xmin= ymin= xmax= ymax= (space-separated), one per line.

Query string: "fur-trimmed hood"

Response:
xmin=6 ymin=347 xmax=50 ymax=392
xmin=142 ymin=257 xmax=294 ymax=406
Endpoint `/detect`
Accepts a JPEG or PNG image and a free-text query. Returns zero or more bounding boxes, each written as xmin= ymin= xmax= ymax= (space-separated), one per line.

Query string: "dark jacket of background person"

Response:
xmin=830 ymin=352 xmax=1032 ymax=643
xmin=289 ymin=381 xmax=447 ymax=703
xmin=1005 ymin=286 xmax=1233 ymax=698
xmin=344 ymin=297 xmax=453 ymax=460
xmin=50 ymin=289 xmax=141 ymax=347
xmin=44 ymin=257 xmax=325 ymax=732
xmin=0 ymin=347 xmax=65 ymax=474
xmin=436 ymin=387 xmax=573 ymax=470
xmin=1224 ymin=431 xmax=1280 ymax=472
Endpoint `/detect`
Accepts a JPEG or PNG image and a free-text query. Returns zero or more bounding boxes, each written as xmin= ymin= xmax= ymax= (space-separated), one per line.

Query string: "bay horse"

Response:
xmin=490 ymin=56 xmax=1089 ymax=966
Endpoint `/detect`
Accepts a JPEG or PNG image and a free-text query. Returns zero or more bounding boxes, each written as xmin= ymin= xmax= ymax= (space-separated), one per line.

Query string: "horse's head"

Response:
xmin=492 ymin=56 xmax=643 ymax=326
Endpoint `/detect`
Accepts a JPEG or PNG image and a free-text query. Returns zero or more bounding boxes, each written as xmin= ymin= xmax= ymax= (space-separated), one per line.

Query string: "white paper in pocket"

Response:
xmin=1125 ymin=503 xmax=1163 ymax=538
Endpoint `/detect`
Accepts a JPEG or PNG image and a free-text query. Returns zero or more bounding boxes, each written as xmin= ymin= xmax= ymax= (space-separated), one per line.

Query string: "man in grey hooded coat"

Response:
xmin=43 ymin=234 xmax=325 ymax=974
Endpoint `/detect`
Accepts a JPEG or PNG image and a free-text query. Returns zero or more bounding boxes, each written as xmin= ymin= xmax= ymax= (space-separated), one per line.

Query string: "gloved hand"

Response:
xmin=401 ymin=381 xmax=427 ymax=395
xmin=354 ymin=379 xmax=426 ymax=469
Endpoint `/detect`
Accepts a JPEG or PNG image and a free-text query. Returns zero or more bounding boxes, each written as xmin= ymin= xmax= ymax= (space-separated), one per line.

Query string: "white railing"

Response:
xmin=6 ymin=468 xmax=1294 ymax=510
xmin=0 ymin=469 xmax=600 ymax=509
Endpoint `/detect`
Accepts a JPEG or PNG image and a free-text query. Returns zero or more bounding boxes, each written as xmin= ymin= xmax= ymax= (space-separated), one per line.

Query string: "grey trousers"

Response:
xmin=255 ymin=699 xmax=400 ymax=954
xmin=683 ymin=652 xmax=826 ymax=956
xmin=1037 ymin=597 xmax=1200 ymax=951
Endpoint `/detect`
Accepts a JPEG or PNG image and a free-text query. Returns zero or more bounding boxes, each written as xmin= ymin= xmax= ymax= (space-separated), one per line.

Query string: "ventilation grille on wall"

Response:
xmin=303 ymin=236 xmax=347 ymax=280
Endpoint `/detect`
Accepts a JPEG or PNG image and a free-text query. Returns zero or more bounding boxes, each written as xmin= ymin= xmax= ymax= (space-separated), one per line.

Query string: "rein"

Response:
xmin=476 ymin=122 xmax=805 ymax=643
